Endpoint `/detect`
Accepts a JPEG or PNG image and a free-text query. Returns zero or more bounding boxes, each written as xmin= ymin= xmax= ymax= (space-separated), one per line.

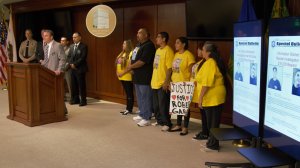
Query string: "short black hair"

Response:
xmin=158 ymin=32 xmax=169 ymax=43
xmin=177 ymin=36 xmax=188 ymax=50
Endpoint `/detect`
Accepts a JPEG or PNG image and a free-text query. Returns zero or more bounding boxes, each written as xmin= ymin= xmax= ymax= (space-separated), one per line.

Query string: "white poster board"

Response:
xmin=169 ymin=82 xmax=195 ymax=115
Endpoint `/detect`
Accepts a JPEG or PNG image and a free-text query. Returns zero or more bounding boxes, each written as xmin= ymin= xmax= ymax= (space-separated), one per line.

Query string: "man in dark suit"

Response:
xmin=35 ymin=29 xmax=46 ymax=62
xmin=67 ymin=32 xmax=88 ymax=106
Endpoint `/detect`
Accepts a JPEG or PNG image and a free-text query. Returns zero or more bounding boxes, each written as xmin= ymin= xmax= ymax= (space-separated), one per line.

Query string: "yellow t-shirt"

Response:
xmin=196 ymin=58 xmax=226 ymax=107
xmin=116 ymin=52 xmax=132 ymax=81
xmin=151 ymin=45 xmax=174 ymax=89
xmin=190 ymin=60 xmax=204 ymax=103
xmin=171 ymin=50 xmax=195 ymax=82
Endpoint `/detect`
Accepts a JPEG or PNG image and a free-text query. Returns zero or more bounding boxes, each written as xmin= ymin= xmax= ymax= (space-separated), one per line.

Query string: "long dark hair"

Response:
xmin=197 ymin=43 xmax=206 ymax=72
xmin=203 ymin=41 xmax=228 ymax=87
xmin=115 ymin=40 xmax=133 ymax=68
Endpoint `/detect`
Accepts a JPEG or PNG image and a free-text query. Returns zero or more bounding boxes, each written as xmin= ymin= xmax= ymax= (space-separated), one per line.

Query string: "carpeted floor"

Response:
xmin=0 ymin=89 xmax=263 ymax=168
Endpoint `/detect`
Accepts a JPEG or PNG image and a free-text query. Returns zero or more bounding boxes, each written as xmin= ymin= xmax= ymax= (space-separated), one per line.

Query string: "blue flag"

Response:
xmin=228 ymin=0 xmax=257 ymax=86
xmin=238 ymin=0 xmax=257 ymax=22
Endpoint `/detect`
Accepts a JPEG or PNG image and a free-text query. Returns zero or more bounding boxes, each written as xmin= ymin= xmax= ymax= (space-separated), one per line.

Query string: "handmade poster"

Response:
xmin=169 ymin=82 xmax=195 ymax=116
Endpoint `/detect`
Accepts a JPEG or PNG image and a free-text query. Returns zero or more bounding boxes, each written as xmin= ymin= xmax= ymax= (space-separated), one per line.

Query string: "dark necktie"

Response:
xmin=43 ymin=44 xmax=49 ymax=65
xmin=74 ymin=44 xmax=78 ymax=51
xmin=25 ymin=41 xmax=29 ymax=58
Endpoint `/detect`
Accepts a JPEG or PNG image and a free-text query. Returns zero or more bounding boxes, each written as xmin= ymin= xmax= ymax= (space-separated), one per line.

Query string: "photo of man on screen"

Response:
xmin=250 ymin=63 xmax=257 ymax=85
xmin=292 ymin=68 xmax=300 ymax=96
xmin=235 ymin=62 xmax=243 ymax=81
xmin=268 ymin=66 xmax=281 ymax=91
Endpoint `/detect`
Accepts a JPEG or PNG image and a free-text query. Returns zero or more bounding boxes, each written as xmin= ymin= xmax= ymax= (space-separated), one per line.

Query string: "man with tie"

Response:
xmin=40 ymin=29 xmax=68 ymax=115
xmin=19 ymin=29 xmax=37 ymax=63
xmin=35 ymin=29 xmax=46 ymax=62
xmin=67 ymin=32 xmax=88 ymax=106
xmin=40 ymin=29 xmax=66 ymax=75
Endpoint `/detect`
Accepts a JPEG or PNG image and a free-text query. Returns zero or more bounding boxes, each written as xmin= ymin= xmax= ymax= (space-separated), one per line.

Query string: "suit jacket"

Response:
xmin=41 ymin=40 xmax=66 ymax=72
xmin=35 ymin=41 xmax=45 ymax=61
xmin=19 ymin=39 xmax=37 ymax=62
xmin=67 ymin=42 xmax=88 ymax=73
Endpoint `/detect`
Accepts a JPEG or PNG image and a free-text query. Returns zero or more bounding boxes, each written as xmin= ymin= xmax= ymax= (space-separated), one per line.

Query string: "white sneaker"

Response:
xmin=133 ymin=115 xmax=143 ymax=121
xmin=161 ymin=125 xmax=170 ymax=132
xmin=137 ymin=119 xmax=150 ymax=127
xmin=151 ymin=122 xmax=158 ymax=126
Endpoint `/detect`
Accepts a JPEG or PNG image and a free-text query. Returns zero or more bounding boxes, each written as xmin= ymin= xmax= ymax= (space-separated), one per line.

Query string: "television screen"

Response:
xmin=233 ymin=20 xmax=263 ymax=137
xmin=186 ymin=0 xmax=243 ymax=40
xmin=16 ymin=9 xmax=73 ymax=43
xmin=264 ymin=17 xmax=300 ymax=160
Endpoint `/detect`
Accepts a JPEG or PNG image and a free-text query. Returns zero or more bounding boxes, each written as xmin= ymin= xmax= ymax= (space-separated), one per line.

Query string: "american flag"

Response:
xmin=0 ymin=16 xmax=8 ymax=85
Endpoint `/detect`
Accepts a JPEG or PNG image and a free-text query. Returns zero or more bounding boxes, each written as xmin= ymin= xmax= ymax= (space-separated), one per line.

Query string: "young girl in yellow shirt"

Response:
xmin=116 ymin=40 xmax=134 ymax=115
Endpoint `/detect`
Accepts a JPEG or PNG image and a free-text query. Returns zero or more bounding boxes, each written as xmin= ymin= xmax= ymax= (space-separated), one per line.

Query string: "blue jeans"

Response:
xmin=135 ymin=84 xmax=153 ymax=120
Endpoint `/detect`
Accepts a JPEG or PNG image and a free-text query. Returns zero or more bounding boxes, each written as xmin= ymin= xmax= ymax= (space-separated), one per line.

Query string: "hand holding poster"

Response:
xmin=169 ymin=82 xmax=195 ymax=116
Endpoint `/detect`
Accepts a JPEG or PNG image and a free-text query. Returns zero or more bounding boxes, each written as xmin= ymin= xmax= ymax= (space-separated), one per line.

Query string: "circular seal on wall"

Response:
xmin=86 ymin=5 xmax=116 ymax=38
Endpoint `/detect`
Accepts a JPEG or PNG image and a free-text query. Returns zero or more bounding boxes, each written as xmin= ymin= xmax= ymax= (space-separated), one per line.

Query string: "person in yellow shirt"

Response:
xmin=116 ymin=40 xmax=134 ymax=115
xmin=197 ymin=41 xmax=227 ymax=151
xmin=169 ymin=37 xmax=195 ymax=135
xmin=190 ymin=45 xmax=208 ymax=140
xmin=151 ymin=32 xmax=174 ymax=131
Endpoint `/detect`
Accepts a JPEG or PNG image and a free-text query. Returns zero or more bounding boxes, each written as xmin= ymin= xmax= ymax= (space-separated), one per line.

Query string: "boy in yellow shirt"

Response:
xmin=151 ymin=32 xmax=174 ymax=131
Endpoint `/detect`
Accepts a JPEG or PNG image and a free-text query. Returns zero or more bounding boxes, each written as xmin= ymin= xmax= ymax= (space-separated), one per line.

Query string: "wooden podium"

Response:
xmin=6 ymin=62 xmax=67 ymax=126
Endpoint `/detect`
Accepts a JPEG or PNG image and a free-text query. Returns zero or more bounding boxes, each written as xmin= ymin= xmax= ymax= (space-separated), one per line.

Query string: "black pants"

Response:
xmin=203 ymin=104 xmax=223 ymax=148
xmin=152 ymin=88 xmax=172 ymax=127
xmin=200 ymin=108 xmax=209 ymax=136
xmin=176 ymin=110 xmax=190 ymax=128
xmin=121 ymin=80 xmax=134 ymax=112
xmin=71 ymin=70 xmax=87 ymax=103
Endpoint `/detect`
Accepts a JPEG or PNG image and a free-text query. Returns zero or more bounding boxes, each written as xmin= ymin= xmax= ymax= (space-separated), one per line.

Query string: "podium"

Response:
xmin=6 ymin=62 xmax=67 ymax=126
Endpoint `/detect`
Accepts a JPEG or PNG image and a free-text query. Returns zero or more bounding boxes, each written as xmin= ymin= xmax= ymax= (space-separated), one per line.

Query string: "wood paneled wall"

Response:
xmin=12 ymin=0 xmax=233 ymax=124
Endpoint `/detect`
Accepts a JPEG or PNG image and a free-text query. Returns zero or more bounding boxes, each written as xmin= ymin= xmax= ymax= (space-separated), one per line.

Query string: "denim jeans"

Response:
xmin=135 ymin=84 xmax=153 ymax=120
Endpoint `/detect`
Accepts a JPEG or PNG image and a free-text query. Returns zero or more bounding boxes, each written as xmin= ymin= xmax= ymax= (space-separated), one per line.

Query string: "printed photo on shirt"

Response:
xmin=172 ymin=58 xmax=182 ymax=73
xmin=131 ymin=47 xmax=139 ymax=60
xmin=153 ymin=54 xmax=160 ymax=69
xmin=191 ymin=63 xmax=199 ymax=79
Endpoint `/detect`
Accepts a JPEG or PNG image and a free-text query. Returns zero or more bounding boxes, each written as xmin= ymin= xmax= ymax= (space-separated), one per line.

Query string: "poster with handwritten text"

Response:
xmin=169 ymin=82 xmax=195 ymax=115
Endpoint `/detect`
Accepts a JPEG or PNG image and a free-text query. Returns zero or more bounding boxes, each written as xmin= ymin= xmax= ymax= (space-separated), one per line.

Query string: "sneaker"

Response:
xmin=201 ymin=146 xmax=219 ymax=152
xmin=122 ymin=110 xmax=132 ymax=115
xmin=120 ymin=109 xmax=127 ymax=114
xmin=192 ymin=132 xmax=208 ymax=140
xmin=137 ymin=119 xmax=150 ymax=127
xmin=161 ymin=125 xmax=170 ymax=132
xmin=133 ymin=115 xmax=143 ymax=121
xmin=151 ymin=122 xmax=159 ymax=126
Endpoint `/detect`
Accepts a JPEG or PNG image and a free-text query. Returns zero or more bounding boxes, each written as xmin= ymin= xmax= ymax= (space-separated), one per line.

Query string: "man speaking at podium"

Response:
xmin=40 ymin=29 xmax=66 ymax=75
xmin=39 ymin=29 xmax=68 ymax=115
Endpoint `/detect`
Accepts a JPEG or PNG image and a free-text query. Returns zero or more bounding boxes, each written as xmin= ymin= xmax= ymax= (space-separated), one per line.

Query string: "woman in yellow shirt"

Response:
xmin=116 ymin=40 xmax=134 ymax=115
xmin=190 ymin=45 xmax=208 ymax=140
xmin=197 ymin=41 xmax=227 ymax=151
xmin=170 ymin=37 xmax=195 ymax=135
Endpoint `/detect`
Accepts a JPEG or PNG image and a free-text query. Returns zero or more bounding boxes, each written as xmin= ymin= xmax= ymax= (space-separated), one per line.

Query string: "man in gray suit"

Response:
xmin=40 ymin=29 xmax=68 ymax=114
xmin=40 ymin=30 xmax=66 ymax=75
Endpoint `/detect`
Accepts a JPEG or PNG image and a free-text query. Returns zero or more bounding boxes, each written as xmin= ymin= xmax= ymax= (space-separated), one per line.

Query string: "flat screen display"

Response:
xmin=264 ymin=17 xmax=300 ymax=161
xmin=233 ymin=20 xmax=263 ymax=137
